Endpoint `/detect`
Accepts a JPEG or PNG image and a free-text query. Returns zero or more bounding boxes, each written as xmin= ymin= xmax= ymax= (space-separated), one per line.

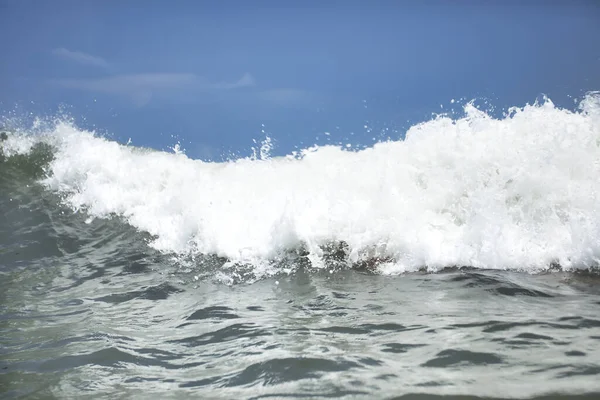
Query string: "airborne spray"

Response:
xmin=2 ymin=94 xmax=600 ymax=280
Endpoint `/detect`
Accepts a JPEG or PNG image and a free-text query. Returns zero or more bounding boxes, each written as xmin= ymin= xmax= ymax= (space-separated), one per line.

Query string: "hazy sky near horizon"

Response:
xmin=1 ymin=0 xmax=599 ymax=159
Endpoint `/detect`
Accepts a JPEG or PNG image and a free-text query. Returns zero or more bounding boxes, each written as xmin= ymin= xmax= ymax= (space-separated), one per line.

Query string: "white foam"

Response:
xmin=1 ymin=131 xmax=38 ymax=157
xmin=9 ymin=94 xmax=600 ymax=274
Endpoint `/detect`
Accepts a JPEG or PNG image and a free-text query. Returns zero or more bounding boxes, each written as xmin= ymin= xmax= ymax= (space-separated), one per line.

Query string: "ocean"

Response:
xmin=2 ymin=95 xmax=600 ymax=399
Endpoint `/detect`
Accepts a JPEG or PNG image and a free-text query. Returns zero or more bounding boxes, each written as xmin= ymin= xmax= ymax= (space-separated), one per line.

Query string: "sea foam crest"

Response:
xmin=5 ymin=94 xmax=600 ymax=274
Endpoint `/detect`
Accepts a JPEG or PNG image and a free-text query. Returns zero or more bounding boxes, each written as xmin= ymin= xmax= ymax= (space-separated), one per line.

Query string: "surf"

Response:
xmin=2 ymin=94 xmax=600 ymax=278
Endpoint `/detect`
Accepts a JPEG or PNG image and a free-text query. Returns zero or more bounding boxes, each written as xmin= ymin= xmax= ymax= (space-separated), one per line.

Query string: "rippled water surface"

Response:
xmin=2 ymin=98 xmax=600 ymax=399
xmin=2 ymin=184 xmax=600 ymax=399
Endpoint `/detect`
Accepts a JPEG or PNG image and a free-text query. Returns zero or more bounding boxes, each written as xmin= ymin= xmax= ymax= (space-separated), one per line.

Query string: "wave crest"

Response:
xmin=3 ymin=94 xmax=600 ymax=277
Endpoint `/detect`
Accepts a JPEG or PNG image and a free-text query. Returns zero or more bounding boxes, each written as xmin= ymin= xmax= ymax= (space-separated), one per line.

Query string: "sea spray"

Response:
xmin=3 ymin=94 xmax=600 ymax=277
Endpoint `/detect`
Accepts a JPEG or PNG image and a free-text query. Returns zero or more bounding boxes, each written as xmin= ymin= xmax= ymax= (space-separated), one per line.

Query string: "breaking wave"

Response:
xmin=2 ymin=94 xmax=600 ymax=278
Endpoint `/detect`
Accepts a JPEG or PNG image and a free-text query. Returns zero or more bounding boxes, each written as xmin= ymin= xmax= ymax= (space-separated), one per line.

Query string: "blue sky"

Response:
xmin=1 ymin=0 xmax=599 ymax=159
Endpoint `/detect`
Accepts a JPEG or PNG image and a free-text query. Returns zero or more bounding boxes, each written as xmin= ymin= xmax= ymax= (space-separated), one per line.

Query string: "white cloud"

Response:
xmin=52 ymin=73 xmax=256 ymax=107
xmin=52 ymin=48 xmax=110 ymax=69
xmin=55 ymin=73 xmax=196 ymax=93
xmin=212 ymin=72 xmax=256 ymax=90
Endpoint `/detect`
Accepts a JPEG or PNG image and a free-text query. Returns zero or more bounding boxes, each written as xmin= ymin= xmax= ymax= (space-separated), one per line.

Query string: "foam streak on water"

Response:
xmin=5 ymin=95 xmax=600 ymax=277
